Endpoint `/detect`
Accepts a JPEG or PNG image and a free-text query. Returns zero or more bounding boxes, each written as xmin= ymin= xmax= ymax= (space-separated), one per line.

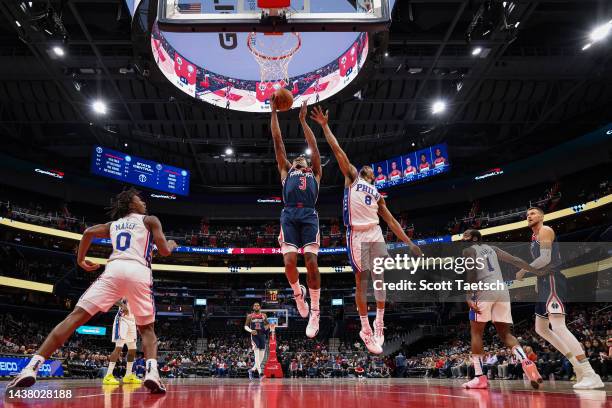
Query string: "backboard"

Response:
xmin=157 ymin=0 xmax=391 ymax=32
xmin=261 ymin=309 xmax=289 ymax=328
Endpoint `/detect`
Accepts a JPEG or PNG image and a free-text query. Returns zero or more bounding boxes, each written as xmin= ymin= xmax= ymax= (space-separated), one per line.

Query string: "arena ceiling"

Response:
xmin=0 ymin=0 xmax=610 ymax=192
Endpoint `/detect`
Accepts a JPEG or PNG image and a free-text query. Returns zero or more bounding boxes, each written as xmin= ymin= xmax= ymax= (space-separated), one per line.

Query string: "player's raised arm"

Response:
xmin=76 ymin=223 xmax=111 ymax=272
xmin=144 ymin=215 xmax=177 ymax=257
xmin=377 ymin=198 xmax=422 ymax=257
xmin=299 ymin=102 xmax=322 ymax=181
xmin=310 ymin=105 xmax=358 ymax=184
xmin=270 ymin=96 xmax=291 ymax=180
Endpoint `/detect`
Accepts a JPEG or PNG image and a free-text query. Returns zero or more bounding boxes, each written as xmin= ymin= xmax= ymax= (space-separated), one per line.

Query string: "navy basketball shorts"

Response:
xmin=535 ymin=272 xmax=567 ymax=318
xmin=251 ymin=334 xmax=267 ymax=350
xmin=278 ymin=207 xmax=320 ymax=255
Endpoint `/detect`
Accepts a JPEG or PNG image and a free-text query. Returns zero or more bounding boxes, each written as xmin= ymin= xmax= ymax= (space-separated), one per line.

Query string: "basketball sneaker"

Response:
xmin=144 ymin=369 xmax=166 ymax=394
xmin=462 ymin=375 xmax=488 ymax=389
xmin=306 ymin=309 xmax=320 ymax=338
xmin=573 ymin=372 xmax=604 ymax=389
xmin=359 ymin=330 xmax=383 ymax=354
xmin=294 ymin=285 xmax=309 ymax=318
xmin=373 ymin=320 xmax=385 ymax=346
xmin=521 ymin=359 xmax=543 ymax=389
xmin=103 ymin=373 xmax=120 ymax=385
xmin=122 ymin=373 xmax=142 ymax=385
xmin=6 ymin=368 xmax=37 ymax=390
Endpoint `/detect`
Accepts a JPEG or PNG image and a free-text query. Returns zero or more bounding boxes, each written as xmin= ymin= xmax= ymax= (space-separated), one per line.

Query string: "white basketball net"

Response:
xmin=247 ymin=32 xmax=302 ymax=85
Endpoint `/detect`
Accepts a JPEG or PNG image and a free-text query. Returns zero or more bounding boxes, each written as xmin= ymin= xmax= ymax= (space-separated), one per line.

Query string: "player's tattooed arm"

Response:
xmin=270 ymin=96 xmax=291 ymax=179
xmin=262 ymin=313 xmax=270 ymax=330
xmin=377 ymin=198 xmax=422 ymax=257
xmin=299 ymin=102 xmax=322 ymax=181
xmin=77 ymin=222 xmax=111 ymax=272
xmin=144 ymin=215 xmax=177 ymax=257
xmin=310 ymin=105 xmax=358 ymax=185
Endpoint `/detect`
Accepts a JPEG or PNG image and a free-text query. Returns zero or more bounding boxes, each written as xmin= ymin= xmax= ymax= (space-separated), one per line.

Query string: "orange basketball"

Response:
xmin=273 ymin=88 xmax=294 ymax=111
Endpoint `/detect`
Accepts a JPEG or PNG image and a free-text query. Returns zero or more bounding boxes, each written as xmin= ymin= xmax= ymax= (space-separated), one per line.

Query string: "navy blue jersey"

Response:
xmin=282 ymin=167 xmax=318 ymax=208
xmin=249 ymin=313 xmax=266 ymax=335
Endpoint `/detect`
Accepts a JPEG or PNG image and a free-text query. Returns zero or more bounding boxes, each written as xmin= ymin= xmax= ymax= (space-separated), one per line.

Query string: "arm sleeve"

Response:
xmin=529 ymin=248 xmax=551 ymax=269
xmin=244 ymin=325 xmax=253 ymax=333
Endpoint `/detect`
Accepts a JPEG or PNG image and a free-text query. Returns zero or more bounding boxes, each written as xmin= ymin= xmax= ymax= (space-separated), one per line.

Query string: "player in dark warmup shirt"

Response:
xmin=244 ymin=302 xmax=269 ymax=380
xmin=270 ymin=98 xmax=322 ymax=338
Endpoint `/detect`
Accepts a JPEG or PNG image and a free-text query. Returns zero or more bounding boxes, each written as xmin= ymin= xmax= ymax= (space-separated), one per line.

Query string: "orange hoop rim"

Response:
xmin=246 ymin=32 xmax=302 ymax=61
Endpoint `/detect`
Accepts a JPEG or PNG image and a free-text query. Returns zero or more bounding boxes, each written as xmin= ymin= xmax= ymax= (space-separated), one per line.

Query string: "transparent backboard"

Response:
xmin=157 ymin=0 xmax=391 ymax=32
xmin=261 ymin=309 xmax=289 ymax=328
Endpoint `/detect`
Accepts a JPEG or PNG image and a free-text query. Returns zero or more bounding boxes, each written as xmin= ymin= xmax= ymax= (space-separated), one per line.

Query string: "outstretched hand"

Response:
xmin=79 ymin=259 xmax=100 ymax=272
xmin=299 ymin=101 xmax=308 ymax=121
xmin=310 ymin=105 xmax=329 ymax=127
xmin=270 ymin=94 xmax=277 ymax=112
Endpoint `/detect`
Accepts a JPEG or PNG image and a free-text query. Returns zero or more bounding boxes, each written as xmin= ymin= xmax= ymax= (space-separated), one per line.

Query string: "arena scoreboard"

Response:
xmin=91 ymin=146 xmax=190 ymax=196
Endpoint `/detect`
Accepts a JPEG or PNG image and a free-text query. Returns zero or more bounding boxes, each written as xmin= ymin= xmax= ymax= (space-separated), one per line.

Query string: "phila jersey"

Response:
xmin=108 ymin=213 xmax=154 ymax=268
xmin=343 ymin=178 xmax=381 ymax=229
xmin=471 ymin=244 xmax=504 ymax=285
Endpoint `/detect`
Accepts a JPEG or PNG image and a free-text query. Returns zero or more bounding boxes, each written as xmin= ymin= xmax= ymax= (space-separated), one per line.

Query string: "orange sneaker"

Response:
xmin=521 ymin=359 xmax=543 ymax=389
xmin=463 ymin=375 xmax=488 ymax=389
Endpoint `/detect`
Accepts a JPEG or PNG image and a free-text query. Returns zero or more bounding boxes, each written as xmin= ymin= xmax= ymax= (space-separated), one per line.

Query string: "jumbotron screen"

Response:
xmin=369 ymin=143 xmax=450 ymax=190
xmin=90 ymin=146 xmax=190 ymax=196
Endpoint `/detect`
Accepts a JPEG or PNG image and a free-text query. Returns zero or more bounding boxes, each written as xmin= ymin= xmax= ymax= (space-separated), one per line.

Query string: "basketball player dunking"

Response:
xmin=103 ymin=299 xmax=141 ymax=385
xmin=460 ymin=229 xmax=543 ymax=389
xmin=309 ymin=106 xmax=422 ymax=354
xmin=516 ymin=207 xmax=604 ymax=389
xmin=7 ymin=189 xmax=177 ymax=394
xmin=244 ymin=302 xmax=269 ymax=380
xmin=271 ymin=98 xmax=322 ymax=338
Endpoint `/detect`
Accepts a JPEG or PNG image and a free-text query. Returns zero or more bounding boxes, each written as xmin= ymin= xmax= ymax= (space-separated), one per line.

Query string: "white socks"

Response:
xmin=375 ymin=308 xmax=384 ymax=324
xmin=26 ymin=355 xmax=45 ymax=372
xmin=309 ymin=288 xmax=320 ymax=311
xmin=511 ymin=345 xmax=527 ymax=362
xmin=360 ymin=315 xmax=371 ymax=333
xmin=107 ymin=361 xmax=116 ymax=376
xmin=472 ymin=355 xmax=483 ymax=376
xmin=290 ymin=281 xmax=302 ymax=297
xmin=126 ymin=361 xmax=134 ymax=376
xmin=146 ymin=359 xmax=158 ymax=374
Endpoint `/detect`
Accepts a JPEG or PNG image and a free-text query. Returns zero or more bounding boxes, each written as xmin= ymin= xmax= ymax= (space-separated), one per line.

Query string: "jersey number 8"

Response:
xmin=364 ymin=196 xmax=372 ymax=205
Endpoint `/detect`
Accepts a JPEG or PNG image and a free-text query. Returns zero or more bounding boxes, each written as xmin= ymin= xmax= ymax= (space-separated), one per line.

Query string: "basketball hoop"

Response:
xmin=247 ymin=32 xmax=302 ymax=85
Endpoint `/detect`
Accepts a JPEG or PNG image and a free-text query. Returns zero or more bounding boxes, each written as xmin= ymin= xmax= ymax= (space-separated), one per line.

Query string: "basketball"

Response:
xmin=274 ymin=88 xmax=294 ymax=111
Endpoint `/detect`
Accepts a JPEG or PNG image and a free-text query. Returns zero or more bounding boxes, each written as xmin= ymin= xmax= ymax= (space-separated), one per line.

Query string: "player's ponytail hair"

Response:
xmin=108 ymin=188 xmax=140 ymax=220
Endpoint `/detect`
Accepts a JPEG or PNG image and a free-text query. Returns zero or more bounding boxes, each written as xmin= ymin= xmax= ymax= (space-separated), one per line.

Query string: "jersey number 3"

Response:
xmin=116 ymin=232 xmax=131 ymax=251
xmin=299 ymin=176 xmax=307 ymax=190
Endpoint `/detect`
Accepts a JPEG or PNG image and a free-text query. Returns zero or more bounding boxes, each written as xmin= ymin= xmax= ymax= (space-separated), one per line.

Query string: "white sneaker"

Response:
xmin=143 ymin=369 xmax=166 ymax=394
xmin=373 ymin=319 xmax=385 ymax=346
xmin=294 ymin=285 xmax=309 ymax=318
xmin=573 ymin=363 xmax=584 ymax=384
xmin=6 ymin=368 xmax=37 ymax=390
xmin=306 ymin=309 xmax=320 ymax=338
xmin=573 ymin=372 xmax=604 ymax=389
xmin=359 ymin=330 xmax=383 ymax=354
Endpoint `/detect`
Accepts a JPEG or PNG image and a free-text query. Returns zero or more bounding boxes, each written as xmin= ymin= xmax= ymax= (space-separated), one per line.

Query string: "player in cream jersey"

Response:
xmin=108 ymin=213 xmax=154 ymax=267
xmin=461 ymin=229 xmax=544 ymax=390
xmin=7 ymin=189 xmax=177 ymax=394
xmin=310 ymin=105 xmax=421 ymax=355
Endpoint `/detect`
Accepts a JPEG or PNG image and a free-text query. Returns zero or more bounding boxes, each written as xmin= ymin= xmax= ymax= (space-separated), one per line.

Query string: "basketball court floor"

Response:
xmin=2 ymin=378 xmax=610 ymax=408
